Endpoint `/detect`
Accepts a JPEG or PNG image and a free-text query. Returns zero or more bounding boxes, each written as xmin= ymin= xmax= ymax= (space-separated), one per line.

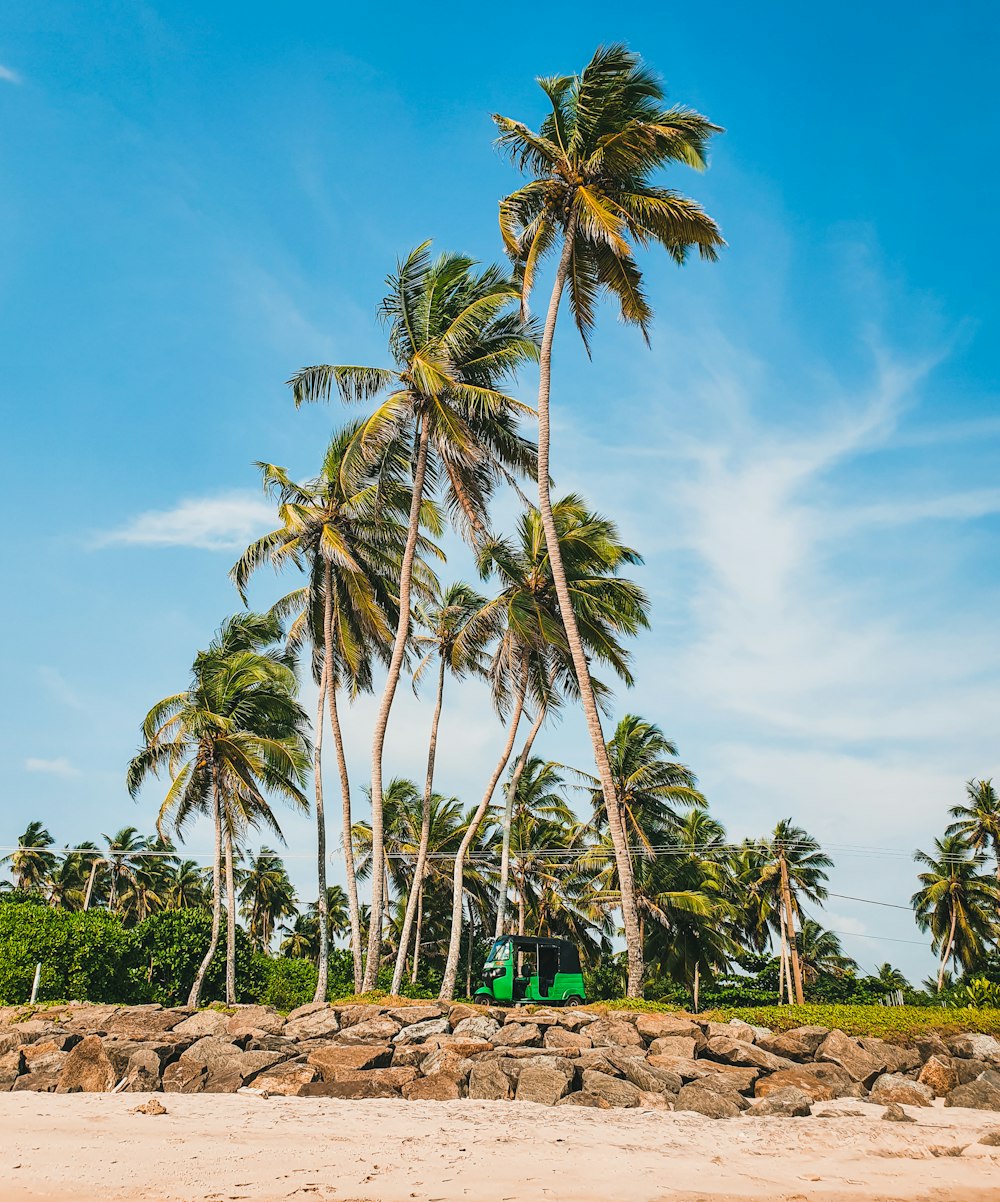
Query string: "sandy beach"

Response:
xmin=1 ymin=1093 xmax=999 ymax=1202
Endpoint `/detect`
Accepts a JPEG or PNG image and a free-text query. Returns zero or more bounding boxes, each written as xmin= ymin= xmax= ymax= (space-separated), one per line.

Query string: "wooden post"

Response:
xmin=779 ymin=851 xmax=805 ymax=1005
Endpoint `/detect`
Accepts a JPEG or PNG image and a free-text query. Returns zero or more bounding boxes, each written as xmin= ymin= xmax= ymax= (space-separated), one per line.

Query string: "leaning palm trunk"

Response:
xmin=937 ymin=904 xmax=958 ymax=992
xmin=391 ymin=655 xmax=446 ymax=995
xmin=495 ymin=697 xmax=548 ymax=938
xmin=312 ymin=657 xmax=330 ymax=1002
xmin=439 ymin=663 xmax=528 ymax=1000
xmin=535 ymin=228 xmax=644 ymax=996
xmin=363 ymin=415 xmax=431 ymax=991
xmin=189 ymin=782 xmax=223 ymax=1007
xmin=410 ymin=882 xmax=424 ymax=984
xmin=224 ymin=823 xmax=237 ymax=1004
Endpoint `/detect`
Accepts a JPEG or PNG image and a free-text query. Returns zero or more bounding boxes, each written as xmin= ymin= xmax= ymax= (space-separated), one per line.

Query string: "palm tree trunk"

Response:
xmin=778 ymin=909 xmax=788 ymax=1004
xmin=410 ymin=881 xmax=424 ymax=985
xmin=363 ymin=412 xmax=431 ymax=991
xmin=693 ymin=961 xmax=700 ymax=1014
xmin=439 ymin=662 xmax=529 ymax=1000
xmin=391 ymin=655 xmax=446 ymax=994
xmin=189 ymin=780 xmax=223 ymax=1007
xmin=779 ymin=852 xmax=805 ymax=1005
xmin=535 ymin=223 xmax=644 ymax=996
xmin=495 ymin=691 xmax=548 ymax=938
xmin=937 ymin=903 xmax=958 ymax=992
xmin=224 ymin=823 xmax=237 ymax=1005
xmin=465 ymin=900 xmax=474 ymax=998
xmin=312 ymin=652 xmax=330 ymax=1004
xmin=83 ymin=860 xmax=100 ymax=911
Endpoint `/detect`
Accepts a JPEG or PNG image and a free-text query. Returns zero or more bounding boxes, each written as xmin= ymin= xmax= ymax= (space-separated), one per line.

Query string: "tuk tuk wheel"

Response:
xmin=563 ymin=995 xmax=583 ymax=1007
xmin=473 ymin=991 xmax=493 ymax=1005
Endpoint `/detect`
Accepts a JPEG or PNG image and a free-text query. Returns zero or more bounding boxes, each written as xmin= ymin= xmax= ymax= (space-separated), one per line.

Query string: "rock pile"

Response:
xmin=2 ymin=1001 xmax=999 ymax=1117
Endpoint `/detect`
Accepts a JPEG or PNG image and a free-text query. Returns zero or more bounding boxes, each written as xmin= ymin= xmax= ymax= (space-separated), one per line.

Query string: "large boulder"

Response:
xmin=493 ymin=1023 xmax=542 ymax=1048
xmin=204 ymin=1051 xmax=289 ymax=1093
xmin=179 ymin=1037 xmax=243 ymax=1067
xmin=745 ymin=1087 xmax=812 ymax=1117
xmin=299 ymin=1077 xmax=400 ymax=1099
xmin=919 ymin=1055 xmax=960 ymax=1097
xmin=859 ymin=1038 xmax=920 ymax=1074
xmin=162 ymin=1060 xmax=207 ymax=1093
xmin=946 ymin=1072 xmax=1000 ymax=1111
xmin=468 ymin=1061 xmax=513 ymax=1101
xmin=619 ymin=1059 xmax=681 ymax=1097
xmin=55 ymin=1035 xmax=117 ymax=1093
xmin=647 ymin=1036 xmax=699 ymax=1059
xmin=543 ymin=1026 xmax=592 ymax=1051
xmin=104 ymin=1007 xmax=186 ymax=1042
xmin=755 ymin=1027 xmax=828 ymax=1061
xmin=419 ymin=1048 xmax=473 ymax=1083
xmin=755 ymin=1068 xmax=834 ymax=1103
xmin=393 ymin=1017 xmax=450 ymax=1045
xmin=690 ymin=1072 xmax=754 ymax=1101
xmin=283 ymin=1008 xmax=341 ymax=1041
xmin=586 ymin=1017 xmax=644 ymax=1049
xmin=403 ymin=1074 xmax=462 ymax=1101
xmin=335 ymin=1018 xmax=401 ymax=1045
xmin=385 ymin=1005 xmax=443 ymax=1026
xmin=634 ymin=1014 xmax=701 ymax=1043
xmin=557 ymin=1090 xmax=611 ymax=1108
xmin=225 ymin=1006 xmax=285 ymax=1038
xmin=515 ymin=1064 xmax=571 ymax=1105
xmin=816 ymin=1029 xmax=884 ymax=1085
xmin=580 ymin=1069 xmax=641 ymax=1108
xmin=869 ymin=1073 xmax=933 ymax=1108
xmin=171 ymin=1011 xmax=230 ymax=1039
xmin=948 ymin=1034 xmax=1000 ymax=1065
xmin=704 ymin=1036 xmax=794 ymax=1074
xmin=251 ymin=1060 xmax=319 ymax=1096
xmin=307 ymin=1044 xmax=393 ymax=1079
xmin=122 ymin=1048 xmax=163 ymax=1092
xmin=0 ymin=1049 xmax=24 ymax=1091
xmin=452 ymin=1016 xmax=500 ymax=1042
xmin=675 ymin=1082 xmax=741 ymax=1119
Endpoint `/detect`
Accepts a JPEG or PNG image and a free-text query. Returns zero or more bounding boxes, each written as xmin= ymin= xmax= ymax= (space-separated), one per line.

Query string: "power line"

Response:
xmin=828 ymin=891 xmax=912 ymax=911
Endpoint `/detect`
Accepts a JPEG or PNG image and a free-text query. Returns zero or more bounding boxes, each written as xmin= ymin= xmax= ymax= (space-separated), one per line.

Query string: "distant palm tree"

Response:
xmin=100 ymin=827 xmax=148 ymax=913
xmin=874 ymin=962 xmax=909 ymax=992
xmin=127 ymin=612 xmax=310 ymax=1005
xmin=912 ymin=834 xmax=999 ymax=990
xmin=162 ymin=859 xmax=210 ymax=911
xmin=948 ymin=779 xmax=1000 ymax=880
xmin=494 ymin=43 xmax=723 ymax=995
xmin=290 ymin=243 xmax=538 ymax=988
xmin=47 ymin=846 xmax=97 ymax=911
xmin=240 ymin=848 xmax=298 ymax=951
xmin=794 ymin=920 xmax=858 ymax=984
xmin=280 ymin=913 xmax=317 ymax=960
xmin=1 ymin=822 xmax=57 ymax=891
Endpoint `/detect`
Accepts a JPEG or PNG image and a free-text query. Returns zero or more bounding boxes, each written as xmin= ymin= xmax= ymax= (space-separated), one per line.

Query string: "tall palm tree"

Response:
xmin=127 ymin=612 xmax=310 ymax=1005
xmin=948 ymin=779 xmax=1000 ymax=880
xmin=389 ymin=582 xmax=491 ymax=994
xmin=494 ymin=43 xmax=724 ymax=994
xmin=477 ymin=497 xmax=649 ymax=937
xmin=289 ymin=243 xmax=538 ymax=988
xmin=912 ymin=834 xmax=999 ymax=990
xmin=240 ymin=847 xmax=298 ymax=951
xmin=1 ymin=822 xmax=57 ymax=891
xmin=232 ymin=424 xmax=427 ymax=997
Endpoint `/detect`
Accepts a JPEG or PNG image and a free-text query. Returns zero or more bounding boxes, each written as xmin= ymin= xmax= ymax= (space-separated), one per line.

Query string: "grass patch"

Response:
xmin=699 ymin=1003 xmax=1000 ymax=1041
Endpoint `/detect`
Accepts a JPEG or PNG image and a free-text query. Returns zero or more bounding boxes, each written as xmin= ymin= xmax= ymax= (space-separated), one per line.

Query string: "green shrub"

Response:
xmin=133 ymin=910 xmax=263 ymax=1006
xmin=699 ymin=1002 xmax=1000 ymax=1040
xmin=258 ymin=956 xmax=317 ymax=1010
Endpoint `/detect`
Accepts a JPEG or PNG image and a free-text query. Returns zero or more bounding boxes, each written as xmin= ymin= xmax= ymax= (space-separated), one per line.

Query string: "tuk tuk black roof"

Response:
xmin=496 ymin=935 xmax=582 ymax=974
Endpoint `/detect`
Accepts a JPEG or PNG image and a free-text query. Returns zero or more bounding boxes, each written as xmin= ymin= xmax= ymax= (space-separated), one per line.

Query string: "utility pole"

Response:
xmin=779 ymin=850 xmax=805 ymax=1005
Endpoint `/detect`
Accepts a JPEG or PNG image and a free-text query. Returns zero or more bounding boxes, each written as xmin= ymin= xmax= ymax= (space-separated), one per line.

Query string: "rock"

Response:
xmin=447 ymin=1004 xmax=487 ymax=1026
xmin=299 ymin=1077 xmax=401 ymax=1099
xmin=755 ymin=1068 xmax=835 ymax=1103
xmin=586 ymin=1018 xmax=644 ymax=1049
xmin=335 ymin=1018 xmax=401 ymax=1045
xmin=123 ymin=1048 xmax=163 ymax=1092
xmin=285 ymin=1001 xmax=325 ymax=1021
xmin=636 ymin=1089 xmax=674 ymax=1110
xmin=19 ymin=1048 xmax=67 ymax=1088
xmin=704 ymin=1020 xmax=755 ymax=1042
xmin=516 ymin=1064 xmax=571 ymax=1105
xmin=645 ymin=1054 xmax=709 ymax=1081
xmin=859 ymin=1038 xmax=920 ymax=1074
xmin=334 ymin=1004 xmax=387 ymax=1027
xmin=816 ymin=1029 xmax=884 ymax=1085
xmin=420 ymin=1048 xmax=473 ymax=1082
xmin=619 ymin=1059 xmax=681 ymax=1096
xmin=634 ymin=1014 xmax=701 ymax=1042
xmin=171 ymin=1011 xmax=230 ymax=1039
xmin=978 ymin=1128 xmax=1000 ymax=1146
xmin=647 ymin=1036 xmax=698 ymax=1059
xmin=385 ymin=1005 xmax=443 ymax=1025
xmin=23 ymin=1040 xmax=71 ymax=1065
xmin=869 ymin=1073 xmax=933 ymax=1108
xmin=492 ymin=1045 xmax=579 ymax=1061
xmin=919 ymin=1055 xmax=960 ymax=1097
xmin=204 ymin=1051 xmax=289 ymax=1093
xmin=104 ymin=1008 xmax=185 ymax=1041
xmin=949 ymin=1034 xmax=1000 ymax=1065
xmin=162 ymin=1061 xmax=207 ymax=1093
xmin=675 ymin=1082 xmax=742 ymax=1119
xmin=252 ymin=1060 xmax=318 ymax=1096
xmin=452 ymin=1015 xmax=500 ymax=1042
xmin=131 ymin=1097 xmax=168 ymax=1115
xmin=694 ymin=1069 xmax=758 ymax=1096
xmin=882 ymin=1102 xmax=916 ymax=1123
xmin=580 ymin=1070 xmax=641 ymax=1108
xmin=704 ymin=1036 xmax=794 ymax=1073
xmin=494 ymin=1022 xmax=542 ymax=1048
xmin=308 ymin=1044 xmax=393 ymax=1078
xmin=549 ymin=1010 xmax=597 ymax=1032
xmin=945 ymin=1076 xmax=1000 ymax=1111
xmin=391 ymin=1045 xmax=427 ymax=1069
xmin=283 ymin=1008 xmax=341 ymax=1041
xmin=56 ymin=1036 xmax=117 ymax=1093
xmin=179 ymin=1037 xmax=243 ymax=1067
xmin=557 ymin=1090 xmax=611 ymax=1108
xmin=392 ymin=1017 xmax=450 ymax=1045
xmin=745 ymin=1087 xmax=813 ymax=1117
xmin=225 ymin=1006 xmax=285 ymax=1038
xmin=541 ymin=1026 xmax=590 ymax=1050
xmin=468 ymin=1062 xmax=513 ymax=1100
xmin=64 ymin=1004 xmax=121 ymax=1033
xmin=0 ymin=1049 xmax=24 ymax=1091
xmin=756 ymin=1028 xmax=828 ymax=1061
xmin=403 ymin=1074 xmax=462 ymax=1101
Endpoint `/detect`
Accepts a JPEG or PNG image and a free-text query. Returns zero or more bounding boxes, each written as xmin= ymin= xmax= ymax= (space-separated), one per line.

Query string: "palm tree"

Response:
xmin=240 ymin=848 xmax=298 ymax=951
xmin=494 ymin=43 xmax=724 ymax=995
xmin=100 ymin=827 xmax=148 ymax=913
xmin=389 ymin=582 xmax=490 ymax=994
xmin=127 ymin=611 xmax=310 ymax=1005
xmin=289 ymin=243 xmax=538 ymax=988
xmin=47 ymin=846 xmax=97 ymax=911
xmin=232 ymin=425 xmax=424 ymax=998
xmin=477 ymin=497 xmax=649 ymax=937
xmin=161 ymin=858 xmax=210 ymax=911
xmin=874 ymin=962 xmax=909 ymax=992
xmin=948 ymin=779 xmax=1000 ymax=880
xmin=912 ymin=835 xmax=999 ymax=990
xmin=794 ymin=920 xmax=858 ymax=984
xmin=280 ymin=913 xmax=317 ymax=960
xmin=1 ymin=822 xmax=57 ymax=891
xmin=306 ymin=885 xmax=351 ymax=946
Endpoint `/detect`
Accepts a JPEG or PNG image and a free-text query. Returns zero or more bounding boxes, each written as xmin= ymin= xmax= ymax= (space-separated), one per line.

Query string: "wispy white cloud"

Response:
xmin=38 ymin=666 xmax=86 ymax=711
xmin=0 ymin=65 xmax=22 ymax=85
xmin=25 ymin=757 xmax=79 ymax=778
xmin=93 ymin=492 xmax=274 ymax=551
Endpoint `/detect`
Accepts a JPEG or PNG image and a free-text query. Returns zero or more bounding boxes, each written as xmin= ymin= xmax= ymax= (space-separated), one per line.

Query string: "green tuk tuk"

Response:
xmin=475 ymin=934 xmax=586 ymax=1006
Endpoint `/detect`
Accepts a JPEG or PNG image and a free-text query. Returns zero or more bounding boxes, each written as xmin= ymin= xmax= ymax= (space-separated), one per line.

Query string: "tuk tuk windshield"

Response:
xmin=485 ymin=937 xmax=512 ymax=965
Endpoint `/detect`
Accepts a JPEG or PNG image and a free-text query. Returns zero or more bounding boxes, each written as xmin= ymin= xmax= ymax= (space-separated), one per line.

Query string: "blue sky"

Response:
xmin=2 ymin=2 xmax=998 ymax=981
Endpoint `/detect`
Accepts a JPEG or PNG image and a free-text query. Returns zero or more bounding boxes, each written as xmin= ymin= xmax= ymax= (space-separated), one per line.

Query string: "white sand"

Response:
xmin=1 ymin=1094 xmax=999 ymax=1202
